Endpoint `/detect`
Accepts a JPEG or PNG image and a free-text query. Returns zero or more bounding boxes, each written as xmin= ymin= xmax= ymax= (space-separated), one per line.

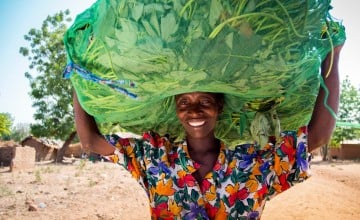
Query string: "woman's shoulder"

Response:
xmin=105 ymin=130 xmax=174 ymax=148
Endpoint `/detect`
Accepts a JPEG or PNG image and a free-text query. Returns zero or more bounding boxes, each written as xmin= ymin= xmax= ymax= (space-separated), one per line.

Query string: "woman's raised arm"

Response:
xmin=73 ymin=92 xmax=115 ymax=155
xmin=308 ymin=45 xmax=343 ymax=152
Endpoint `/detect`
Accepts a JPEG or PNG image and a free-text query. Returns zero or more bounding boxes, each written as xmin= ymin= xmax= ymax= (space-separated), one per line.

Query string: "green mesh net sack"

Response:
xmin=63 ymin=0 xmax=346 ymax=146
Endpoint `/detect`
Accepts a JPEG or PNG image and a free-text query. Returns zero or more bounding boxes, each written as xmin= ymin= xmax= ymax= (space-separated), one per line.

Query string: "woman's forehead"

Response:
xmin=175 ymin=92 xmax=217 ymax=100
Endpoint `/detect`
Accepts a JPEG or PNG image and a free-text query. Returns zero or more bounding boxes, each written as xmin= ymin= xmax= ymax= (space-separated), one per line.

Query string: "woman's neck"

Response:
xmin=186 ymin=135 xmax=220 ymax=156
xmin=186 ymin=135 xmax=220 ymax=183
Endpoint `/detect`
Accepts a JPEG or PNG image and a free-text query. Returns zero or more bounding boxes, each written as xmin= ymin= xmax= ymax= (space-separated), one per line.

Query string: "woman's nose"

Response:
xmin=186 ymin=103 xmax=203 ymax=115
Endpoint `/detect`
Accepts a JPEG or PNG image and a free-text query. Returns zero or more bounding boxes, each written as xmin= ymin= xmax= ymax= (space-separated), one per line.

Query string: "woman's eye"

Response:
xmin=200 ymin=99 xmax=212 ymax=105
xmin=178 ymin=99 xmax=188 ymax=105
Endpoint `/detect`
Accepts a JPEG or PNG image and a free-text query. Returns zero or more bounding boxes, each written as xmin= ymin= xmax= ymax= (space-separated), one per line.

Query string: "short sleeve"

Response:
xmin=264 ymin=126 xmax=311 ymax=200
xmin=103 ymin=134 xmax=148 ymax=189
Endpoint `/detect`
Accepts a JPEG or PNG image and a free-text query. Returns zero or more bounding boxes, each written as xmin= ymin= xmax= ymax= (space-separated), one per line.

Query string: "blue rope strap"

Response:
xmin=319 ymin=76 xmax=337 ymax=120
xmin=63 ymin=62 xmax=138 ymax=99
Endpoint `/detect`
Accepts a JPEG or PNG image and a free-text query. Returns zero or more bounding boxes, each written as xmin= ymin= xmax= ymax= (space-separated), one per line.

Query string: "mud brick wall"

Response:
xmin=0 ymin=146 xmax=15 ymax=167
xmin=10 ymin=146 xmax=36 ymax=171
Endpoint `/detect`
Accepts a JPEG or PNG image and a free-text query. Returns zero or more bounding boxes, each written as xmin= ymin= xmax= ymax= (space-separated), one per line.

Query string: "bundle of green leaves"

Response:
xmin=64 ymin=0 xmax=345 ymax=145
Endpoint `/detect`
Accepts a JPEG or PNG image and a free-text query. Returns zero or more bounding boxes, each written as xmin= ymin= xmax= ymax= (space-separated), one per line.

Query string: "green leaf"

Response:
xmin=154 ymin=195 xmax=168 ymax=205
xmin=161 ymin=12 xmax=178 ymax=41
xmin=131 ymin=2 xmax=144 ymax=21
xmin=209 ymin=0 xmax=222 ymax=27
xmin=149 ymin=11 xmax=161 ymax=36
xmin=190 ymin=189 xmax=199 ymax=201
xmin=113 ymin=19 xmax=138 ymax=47
xmin=234 ymin=201 xmax=246 ymax=214
xmin=141 ymin=20 xmax=157 ymax=37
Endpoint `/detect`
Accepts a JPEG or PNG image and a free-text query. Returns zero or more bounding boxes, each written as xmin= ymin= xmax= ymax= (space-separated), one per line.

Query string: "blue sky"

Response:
xmin=0 ymin=0 xmax=96 ymax=124
xmin=0 ymin=0 xmax=359 ymax=125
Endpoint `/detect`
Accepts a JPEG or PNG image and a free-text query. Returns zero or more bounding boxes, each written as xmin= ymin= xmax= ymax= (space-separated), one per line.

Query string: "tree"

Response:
xmin=0 ymin=113 xmax=13 ymax=140
xmin=19 ymin=10 xmax=76 ymax=162
xmin=331 ymin=76 xmax=360 ymax=145
xmin=321 ymin=76 xmax=360 ymax=161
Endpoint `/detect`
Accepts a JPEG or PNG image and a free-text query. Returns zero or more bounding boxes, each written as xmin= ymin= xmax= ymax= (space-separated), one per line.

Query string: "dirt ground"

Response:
xmin=1 ymin=156 xmax=359 ymax=220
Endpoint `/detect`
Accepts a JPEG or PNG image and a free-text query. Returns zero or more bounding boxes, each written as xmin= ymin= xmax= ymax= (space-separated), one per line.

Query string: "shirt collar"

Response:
xmin=176 ymin=140 xmax=229 ymax=176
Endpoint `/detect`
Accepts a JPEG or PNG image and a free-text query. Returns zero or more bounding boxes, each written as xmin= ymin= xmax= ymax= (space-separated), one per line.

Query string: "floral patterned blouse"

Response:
xmin=104 ymin=126 xmax=310 ymax=220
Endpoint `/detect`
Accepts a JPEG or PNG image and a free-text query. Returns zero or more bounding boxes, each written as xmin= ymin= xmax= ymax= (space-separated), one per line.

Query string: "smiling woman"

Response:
xmin=175 ymin=92 xmax=223 ymax=139
xmin=74 ymin=89 xmax=310 ymax=219
xmin=68 ymin=0 xmax=345 ymax=219
xmin=175 ymin=92 xmax=223 ymax=184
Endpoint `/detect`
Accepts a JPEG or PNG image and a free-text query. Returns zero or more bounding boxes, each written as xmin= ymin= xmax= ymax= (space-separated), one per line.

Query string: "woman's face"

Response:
xmin=175 ymin=92 xmax=223 ymax=139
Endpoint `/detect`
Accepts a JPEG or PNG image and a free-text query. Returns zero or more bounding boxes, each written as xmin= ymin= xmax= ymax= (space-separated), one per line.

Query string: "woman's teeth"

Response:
xmin=188 ymin=121 xmax=205 ymax=127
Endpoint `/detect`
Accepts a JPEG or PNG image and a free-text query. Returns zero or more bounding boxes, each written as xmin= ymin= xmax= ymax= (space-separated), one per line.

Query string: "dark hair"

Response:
xmin=175 ymin=92 xmax=224 ymax=102
xmin=213 ymin=93 xmax=224 ymax=113
xmin=213 ymin=93 xmax=224 ymax=103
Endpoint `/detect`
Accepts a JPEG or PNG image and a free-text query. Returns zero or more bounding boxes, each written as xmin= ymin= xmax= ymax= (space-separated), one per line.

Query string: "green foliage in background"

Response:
xmin=0 ymin=113 xmax=13 ymax=140
xmin=19 ymin=10 xmax=75 ymax=141
xmin=331 ymin=76 xmax=360 ymax=146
